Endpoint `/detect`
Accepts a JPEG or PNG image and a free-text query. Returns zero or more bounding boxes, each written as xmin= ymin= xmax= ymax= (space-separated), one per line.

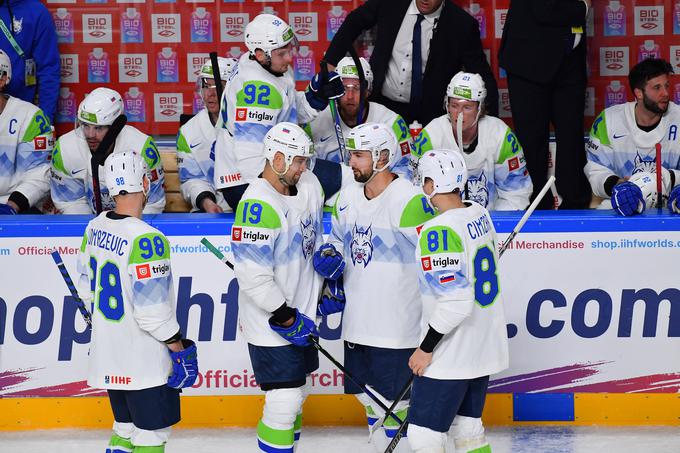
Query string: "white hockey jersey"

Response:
xmin=416 ymin=202 xmax=509 ymax=379
xmin=176 ymin=109 xmax=230 ymax=212
xmin=51 ymin=126 xmax=166 ymax=214
xmin=585 ymin=101 xmax=680 ymax=199
xmin=412 ymin=115 xmax=532 ymax=210
xmin=0 ymin=96 xmax=52 ymax=208
xmin=303 ymin=101 xmax=412 ymax=176
xmin=232 ymin=171 xmax=325 ymax=347
xmin=214 ymin=53 xmax=319 ymax=190
xmin=328 ymin=177 xmax=436 ymax=348
xmin=77 ymin=212 xmax=180 ymax=390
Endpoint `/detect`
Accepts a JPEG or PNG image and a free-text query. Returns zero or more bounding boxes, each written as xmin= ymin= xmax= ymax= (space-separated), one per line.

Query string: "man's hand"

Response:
xmin=408 ymin=348 xmax=432 ymax=376
xmin=201 ymin=198 xmax=224 ymax=213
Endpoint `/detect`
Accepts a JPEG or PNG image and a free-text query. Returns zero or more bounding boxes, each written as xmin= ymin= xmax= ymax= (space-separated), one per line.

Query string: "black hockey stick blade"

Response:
xmin=209 ymin=52 xmax=225 ymax=106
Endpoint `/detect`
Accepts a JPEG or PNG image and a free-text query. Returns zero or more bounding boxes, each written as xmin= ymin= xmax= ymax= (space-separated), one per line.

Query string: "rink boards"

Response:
xmin=1 ymin=211 xmax=679 ymax=429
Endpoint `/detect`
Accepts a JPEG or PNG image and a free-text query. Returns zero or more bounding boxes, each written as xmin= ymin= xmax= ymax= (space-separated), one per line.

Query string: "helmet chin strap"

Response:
xmin=271 ymin=159 xmax=293 ymax=185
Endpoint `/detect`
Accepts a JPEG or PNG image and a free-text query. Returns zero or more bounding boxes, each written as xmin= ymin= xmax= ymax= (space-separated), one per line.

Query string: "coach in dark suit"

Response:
xmin=325 ymin=0 xmax=498 ymax=126
xmin=499 ymin=0 xmax=592 ymax=209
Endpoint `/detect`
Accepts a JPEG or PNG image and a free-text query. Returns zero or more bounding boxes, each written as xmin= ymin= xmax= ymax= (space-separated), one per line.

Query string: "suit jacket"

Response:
xmin=499 ymin=0 xmax=588 ymax=84
xmin=326 ymin=0 xmax=498 ymax=124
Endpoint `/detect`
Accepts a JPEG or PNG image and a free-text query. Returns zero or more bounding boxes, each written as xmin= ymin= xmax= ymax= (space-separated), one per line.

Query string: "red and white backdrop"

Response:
xmin=47 ymin=0 xmax=680 ymax=137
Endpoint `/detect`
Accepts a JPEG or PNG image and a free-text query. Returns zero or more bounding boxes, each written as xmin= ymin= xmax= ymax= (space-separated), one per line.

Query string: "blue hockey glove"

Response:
xmin=167 ymin=339 xmax=199 ymax=389
xmin=668 ymin=185 xmax=680 ymax=214
xmin=0 ymin=203 xmax=17 ymax=215
xmin=611 ymin=182 xmax=644 ymax=216
xmin=305 ymin=71 xmax=345 ymax=111
xmin=317 ymin=277 xmax=345 ymax=316
xmin=313 ymin=244 xmax=345 ymax=280
xmin=269 ymin=309 xmax=318 ymax=347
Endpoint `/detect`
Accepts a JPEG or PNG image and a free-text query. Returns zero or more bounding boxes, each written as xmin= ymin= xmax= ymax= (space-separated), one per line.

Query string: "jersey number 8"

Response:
xmin=473 ymin=245 xmax=499 ymax=307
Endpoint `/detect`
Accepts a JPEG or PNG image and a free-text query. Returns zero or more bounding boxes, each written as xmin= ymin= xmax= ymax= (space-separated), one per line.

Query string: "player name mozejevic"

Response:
xmin=231 ymin=226 xmax=270 ymax=243
xmin=87 ymin=227 xmax=128 ymax=256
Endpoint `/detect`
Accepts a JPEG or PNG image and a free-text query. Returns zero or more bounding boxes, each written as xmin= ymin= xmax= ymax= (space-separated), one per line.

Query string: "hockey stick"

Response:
xmin=320 ymin=60 xmax=348 ymax=165
xmin=200 ymin=236 xmax=405 ymax=427
xmin=383 ymin=176 xmax=557 ymax=453
xmin=498 ymin=175 xmax=555 ymax=256
xmin=347 ymin=46 xmax=366 ymax=126
xmin=200 ymin=237 xmax=234 ymax=270
xmin=91 ymin=115 xmax=127 ymax=214
xmin=51 ymin=250 xmax=92 ymax=329
xmin=656 ymin=143 xmax=663 ymax=209
xmin=209 ymin=52 xmax=225 ymax=107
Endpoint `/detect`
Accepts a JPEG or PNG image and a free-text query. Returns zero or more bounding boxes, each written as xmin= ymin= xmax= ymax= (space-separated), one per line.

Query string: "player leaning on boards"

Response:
xmin=312 ymin=122 xmax=435 ymax=452
xmin=303 ymin=56 xmax=412 ymax=177
xmin=177 ymin=57 xmax=237 ymax=213
xmin=407 ymin=149 xmax=508 ymax=453
xmin=231 ymin=122 xmax=340 ymax=453
xmin=585 ymin=58 xmax=680 ymax=216
xmin=76 ymin=151 xmax=198 ymax=453
xmin=214 ymin=13 xmax=345 ymax=210
xmin=50 ymin=87 xmax=166 ymax=214
xmin=0 ymin=49 xmax=53 ymax=215
xmin=411 ymin=72 xmax=532 ymax=210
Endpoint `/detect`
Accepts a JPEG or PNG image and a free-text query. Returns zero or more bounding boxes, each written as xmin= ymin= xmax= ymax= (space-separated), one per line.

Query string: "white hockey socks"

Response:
xmin=257 ymin=388 xmax=304 ymax=453
xmin=451 ymin=416 xmax=490 ymax=453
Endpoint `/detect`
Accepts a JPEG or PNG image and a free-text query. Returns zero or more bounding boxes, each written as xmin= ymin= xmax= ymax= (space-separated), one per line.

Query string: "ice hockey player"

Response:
xmin=51 ymin=87 xmax=166 ymax=214
xmin=407 ymin=149 xmax=509 ymax=453
xmin=303 ymin=56 xmax=411 ymax=176
xmin=0 ymin=49 xmax=53 ymax=214
xmin=76 ymin=150 xmax=198 ymax=452
xmin=313 ymin=122 xmax=435 ymax=452
xmin=231 ymin=122 xmax=337 ymax=453
xmin=412 ymin=72 xmax=532 ymax=210
xmin=214 ymin=13 xmax=344 ymax=210
xmin=585 ymin=58 xmax=680 ymax=216
xmin=177 ymin=57 xmax=237 ymax=212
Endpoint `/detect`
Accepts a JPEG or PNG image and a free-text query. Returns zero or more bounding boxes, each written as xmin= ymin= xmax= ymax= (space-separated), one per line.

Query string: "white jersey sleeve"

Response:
xmin=490 ymin=122 xmax=532 ymax=210
xmin=585 ymin=108 xmax=622 ymax=198
xmin=0 ymin=98 xmax=52 ymax=208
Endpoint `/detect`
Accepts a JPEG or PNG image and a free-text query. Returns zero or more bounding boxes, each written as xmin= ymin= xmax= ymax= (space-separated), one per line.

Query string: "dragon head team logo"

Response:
xmin=350 ymin=224 xmax=373 ymax=267
xmin=632 ymin=152 xmax=657 ymax=174
xmin=466 ymin=171 xmax=489 ymax=207
xmin=300 ymin=216 xmax=316 ymax=259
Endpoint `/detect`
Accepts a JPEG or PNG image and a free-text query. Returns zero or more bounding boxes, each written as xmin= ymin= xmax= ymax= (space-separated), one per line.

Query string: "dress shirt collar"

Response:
xmin=407 ymin=0 xmax=443 ymax=25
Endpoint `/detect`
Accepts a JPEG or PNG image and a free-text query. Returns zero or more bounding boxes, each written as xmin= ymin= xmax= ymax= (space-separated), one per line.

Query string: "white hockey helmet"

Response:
xmin=336 ymin=56 xmax=373 ymax=92
xmin=0 ymin=49 xmax=11 ymax=83
xmin=198 ymin=57 xmax=237 ymax=82
xmin=78 ymin=87 xmax=123 ymax=126
xmin=245 ymin=14 xmax=297 ymax=57
xmin=446 ymin=71 xmax=487 ymax=104
xmin=104 ymin=150 xmax=149 ymax=198
xmin=416 ymin=149 xmax=468 ymax=199
xmin=629 ymin=171 xmax=658 ymax=210
xmin=264 ymin=122 xmax=314 ymax=173
xmin=346 ymin=122 xmax=398 ymax=172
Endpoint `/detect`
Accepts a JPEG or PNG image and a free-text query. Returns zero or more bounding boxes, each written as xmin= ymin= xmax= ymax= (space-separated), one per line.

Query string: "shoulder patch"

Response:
xmin=129 ymin=233 xmax=171 ymax=265
xmin=497 ymin=128 xmax=523 ymax=164
xmin=590 ymin=111 xmax=611 ymax=146
xmin=236 ymin=80 xmax=284 ymax=110
xmin=400 ymin=194 xmax=437 ymax=228
xmin=234 ymin=198 xmax=281 ymax=229
xmin=176 ymin=131 xmax=191 ymax=154
xmin=21 ymin=109 xmax=52 ymax=143
xmin=141 ymin=137 xmax=161 ymax=169
xmin=412 ymin=129 xmax=433 ymax=159
xmin=419 ymin=225 xmax=464 ymax=256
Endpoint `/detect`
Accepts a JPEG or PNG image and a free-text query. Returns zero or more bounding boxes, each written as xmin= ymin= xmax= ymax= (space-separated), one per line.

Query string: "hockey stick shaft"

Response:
xmin=656 ymin=143 xmax=662 ymax=209
xmin=51 ymin=250 xmax=92 ymax=328
xmin=91 ymin=115 xmax=128 ymax=214
xmin=347 ymin=46 xmax=366 ymax=126
xmin=209 ymin=52 xmax=225 ymax=106
xmin=200 ymin=238 xmax=234 ymax=270
xmin=320 ymin=60 xmax=348 ymax=165
xmin=498 ymin=175 xmax=555 ymax=256
xmin=369 ymin=374 xmax=413 ymax=437
xmin=200 ymin=237 xmax=403 ymax=425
